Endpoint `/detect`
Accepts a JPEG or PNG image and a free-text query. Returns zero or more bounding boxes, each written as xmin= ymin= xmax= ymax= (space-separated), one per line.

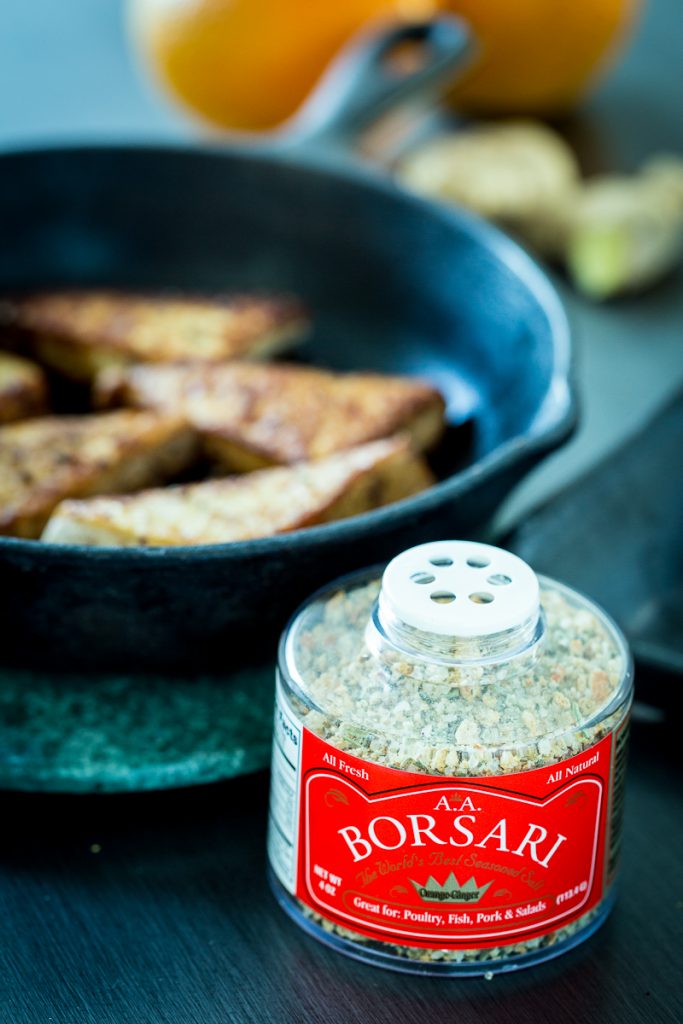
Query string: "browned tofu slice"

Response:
xmin=0 ymin=410 xmax=197 ymax=538
xmin=42 ymin=435 xmax=434 ymax=547
xmin=95 ymin=361 xmax=446 ymax=471
xmin=2 ymin=290 xmax=308 ymax=381
xmin=0 ymin=351 xmax=48 ymax=423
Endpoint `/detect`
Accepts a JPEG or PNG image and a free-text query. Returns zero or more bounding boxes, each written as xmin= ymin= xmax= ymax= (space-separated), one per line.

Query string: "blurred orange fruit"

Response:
xmin=128 ymin=0 xmax=638 ymax=132
xmin=443 ymin=0 xmax=639 ymax=114
xmin=129 ymin=0 xmax=437 ymax=133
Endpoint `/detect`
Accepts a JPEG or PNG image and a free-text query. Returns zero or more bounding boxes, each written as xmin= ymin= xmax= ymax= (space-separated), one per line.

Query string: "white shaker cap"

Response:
xmin=380 ymin=541 xmax=540 ymax=638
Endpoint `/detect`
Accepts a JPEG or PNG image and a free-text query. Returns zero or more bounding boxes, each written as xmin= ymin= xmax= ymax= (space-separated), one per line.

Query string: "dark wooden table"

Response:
xmin=1 ymin=1 xmax=682 ymax=1021
xmin=2 ymin=689 xmax=681 ymax=1024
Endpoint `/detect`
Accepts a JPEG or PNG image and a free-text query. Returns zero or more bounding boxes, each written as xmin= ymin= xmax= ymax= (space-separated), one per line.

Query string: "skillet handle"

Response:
xmin=279 ymin=15 xmax=472 ymax=156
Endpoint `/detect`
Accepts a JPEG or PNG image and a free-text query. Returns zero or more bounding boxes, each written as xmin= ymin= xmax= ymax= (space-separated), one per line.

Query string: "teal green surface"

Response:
xmin=0 ymin=663 xmax=275 ymax=792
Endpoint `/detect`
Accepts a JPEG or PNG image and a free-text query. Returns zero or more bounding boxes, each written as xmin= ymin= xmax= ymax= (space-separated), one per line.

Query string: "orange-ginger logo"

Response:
xmin=410 ymin=872 xmax=492 ymax=904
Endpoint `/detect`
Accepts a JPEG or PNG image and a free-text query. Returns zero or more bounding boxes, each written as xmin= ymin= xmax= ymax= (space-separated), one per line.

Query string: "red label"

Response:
xmin=293 ymin=730 xmax=615 ymax=948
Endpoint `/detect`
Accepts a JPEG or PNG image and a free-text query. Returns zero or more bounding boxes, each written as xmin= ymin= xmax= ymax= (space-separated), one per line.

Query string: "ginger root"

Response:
xmin=397 ymin=121 xmax=683 ymax=300
xmin=396 ymin=120 xmax=580 ymax=257
xmin=567 ymin=157 xmax=683 ymax=299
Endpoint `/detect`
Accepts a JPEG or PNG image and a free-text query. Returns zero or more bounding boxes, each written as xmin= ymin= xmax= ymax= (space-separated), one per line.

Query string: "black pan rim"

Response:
xmin=0 ymin=142 xmax=576 ymax=559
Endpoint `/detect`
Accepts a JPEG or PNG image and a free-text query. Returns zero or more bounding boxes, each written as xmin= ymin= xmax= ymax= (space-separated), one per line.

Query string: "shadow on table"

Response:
xmin=1 ymin=695 xmax=680 ymax=1024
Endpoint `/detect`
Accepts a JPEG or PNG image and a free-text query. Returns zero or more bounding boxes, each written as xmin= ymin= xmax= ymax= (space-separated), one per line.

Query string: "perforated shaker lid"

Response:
xmin=380 ymin=541 xmax=540 ymax=639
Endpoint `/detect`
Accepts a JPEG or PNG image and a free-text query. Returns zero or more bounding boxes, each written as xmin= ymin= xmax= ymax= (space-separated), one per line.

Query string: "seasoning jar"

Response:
xmin=267 ymin=541 xmax=632 ymax=975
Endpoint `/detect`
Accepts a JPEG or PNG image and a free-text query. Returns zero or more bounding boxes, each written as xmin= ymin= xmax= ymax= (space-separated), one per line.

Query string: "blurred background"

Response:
xmin=0 ymin=0 xmax=681 ymax=530
xmin=0 ymin=0 xmax=671 ymax=148
xmin=1 ymin=8 xmax=682 ymax=1017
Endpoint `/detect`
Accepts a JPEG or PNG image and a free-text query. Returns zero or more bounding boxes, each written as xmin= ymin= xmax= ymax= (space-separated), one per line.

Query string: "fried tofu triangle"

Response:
xmin=2 ymin=290 xmax=308 ymax=381
xmin=95 ymin=361 xmax=446 ymax=471
xmin=0 ymin=352 xmax=48 ymax=424
xmin=42 ymin=436 xmax=434 ymax=547
xmin=0 ymin=410 xmax=197 ymax=538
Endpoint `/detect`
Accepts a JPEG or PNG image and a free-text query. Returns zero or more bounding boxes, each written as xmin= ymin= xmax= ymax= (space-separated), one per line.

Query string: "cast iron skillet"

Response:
xmin=0 ymin=18 xmax=575 ymax=672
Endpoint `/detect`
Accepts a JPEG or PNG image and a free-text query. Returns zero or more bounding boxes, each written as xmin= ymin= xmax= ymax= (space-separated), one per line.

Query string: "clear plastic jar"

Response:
xmin=267 ymin=541 xmax=633 ymax=975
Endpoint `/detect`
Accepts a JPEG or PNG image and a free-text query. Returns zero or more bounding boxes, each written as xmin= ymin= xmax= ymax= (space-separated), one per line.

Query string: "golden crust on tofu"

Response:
xmin=3 ymin=290 xmax=308 ymax=381
xmin=0 ymin=351 xmax=48 ymax=424
xmin=42 ymin=436 xmax=434 ymax=547
xmin=94 ymin=361 xmax=446 ymax=470
xmin=0 ymin=410 xmax=197 ymax=538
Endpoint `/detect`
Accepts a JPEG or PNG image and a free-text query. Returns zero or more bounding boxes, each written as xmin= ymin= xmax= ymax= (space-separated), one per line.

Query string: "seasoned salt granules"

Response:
xmin=267 ymin=541 xmax=633 ymax=975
